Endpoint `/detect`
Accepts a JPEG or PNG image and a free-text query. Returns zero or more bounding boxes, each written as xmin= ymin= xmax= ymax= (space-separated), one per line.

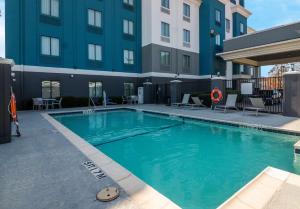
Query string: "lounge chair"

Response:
xmin=188 ymin=97 xmax=206 ymax=109
xmin=243 ymin=97 xmax=267 ymax=116
xmin=172 ymin=94 xmax=190 ymax=107
xmin=214 ymin=94 xmax=238 ymax=112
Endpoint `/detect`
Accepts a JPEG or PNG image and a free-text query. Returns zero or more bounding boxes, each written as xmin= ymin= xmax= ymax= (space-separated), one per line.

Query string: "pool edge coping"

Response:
xmin=43 ymin=106 xmax=300 ymax=209
xmin=127 ymin=107 xmax=300 ymax=153
xmin=216 ymin=166 xmax=300 ymax=209
xmin=41 ymin=111 xmax=181 ymax=209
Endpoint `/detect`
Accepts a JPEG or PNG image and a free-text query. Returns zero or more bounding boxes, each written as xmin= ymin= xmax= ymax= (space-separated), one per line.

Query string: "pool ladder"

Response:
xmin=82 ymin=98 xmax=96 ymax=115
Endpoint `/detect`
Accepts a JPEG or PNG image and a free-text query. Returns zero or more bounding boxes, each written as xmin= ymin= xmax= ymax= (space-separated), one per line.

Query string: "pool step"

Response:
xmin=295 ymin=141 xmax=300 ymax=154
xmin=217 ymin=167 xmax=300 ymax=209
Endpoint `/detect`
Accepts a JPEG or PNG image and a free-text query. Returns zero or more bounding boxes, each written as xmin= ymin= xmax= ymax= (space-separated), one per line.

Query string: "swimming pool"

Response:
xmin=54 ymin=109 xmax=300 ymax=209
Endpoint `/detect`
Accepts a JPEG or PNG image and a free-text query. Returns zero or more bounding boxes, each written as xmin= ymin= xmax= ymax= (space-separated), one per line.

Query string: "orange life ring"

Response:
xmin=211 ymin=88 xmax=223 ymax=104
xmin=10 ymin=93 xmax=17 ymax=121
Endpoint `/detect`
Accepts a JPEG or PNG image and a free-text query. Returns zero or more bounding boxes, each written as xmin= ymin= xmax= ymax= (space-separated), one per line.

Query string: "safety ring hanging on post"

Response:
xmin=211 ymin=88 xmax=223 ymax=104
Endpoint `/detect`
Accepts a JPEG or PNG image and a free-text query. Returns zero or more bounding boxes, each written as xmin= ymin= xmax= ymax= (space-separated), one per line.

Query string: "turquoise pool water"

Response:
xmin=54 ymin=110 xmax=300 ymax=209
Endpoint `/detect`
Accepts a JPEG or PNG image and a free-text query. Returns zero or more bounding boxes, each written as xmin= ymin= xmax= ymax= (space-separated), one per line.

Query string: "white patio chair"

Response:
xmin=172 ymin=94 xmax=190 ymax=107
xmin=214 ymin=94 xmax=238 ymax=113
xmin=32 ymin=98 xmax=44 ymax=110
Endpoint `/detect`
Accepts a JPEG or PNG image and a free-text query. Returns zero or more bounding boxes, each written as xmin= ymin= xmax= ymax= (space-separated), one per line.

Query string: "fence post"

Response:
xmin=283 ymin=72 xmax=300 ymax=117
xmin=211 ymin=77 xmax=227 ymax=105
xmin=0 ymin=59 xmax=13 ymax=144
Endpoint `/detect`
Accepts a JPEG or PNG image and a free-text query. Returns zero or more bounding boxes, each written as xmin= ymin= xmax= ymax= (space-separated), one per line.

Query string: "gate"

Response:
xmin=227 ymin=77 xmax=283 ymax=114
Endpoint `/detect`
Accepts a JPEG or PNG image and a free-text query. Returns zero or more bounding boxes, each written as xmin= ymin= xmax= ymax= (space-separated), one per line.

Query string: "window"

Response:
xmin=215 ymin=33 xmax=221 ymax=46
xmin=240 ymin=64 xmax=244 ymax=73
xmin=183 ymin=3 xmax=190 ymax=18
xmin=123 ymin=0 xmax=134 ymax=6
xmin=88 ymin=9 xmax=102 ymax=28
xmin=215 ymin=9 xmax=221 ymax=24
xmin=183 ymin=55 xmax=191 ymax=69
xmin=161 ymin=22 xmax=170 ymax=37
xmin=88 ymin=44 xmax=102 ymax=61
xmin=183 ymin=29 xmax=190 ymax=43
xmin=124 ymin=83 xmax=134 ymax=97
xmin=240 ymin=22 xmax=245 ymax=34
xmin=42 ymin=81 xmax=60 ymax=99
xmin=89 ymin=82 xmax=103 ymax=98
xmin=160 ymin=51 xmax=170 ymax=65
xmin=41 ymin=0 xmax=59 ymax=17
xmin=161 ymin=0 xmax=169 ymax=9
xmin=226 ymin=19 xmax=231 ymax=33
xmin=123 ymin=19 xmax=134 ymax=35
xmin=124 ymin=50 xmax=134 ymax=65
xmin=41 ymin=36 xmax=59 ymax=56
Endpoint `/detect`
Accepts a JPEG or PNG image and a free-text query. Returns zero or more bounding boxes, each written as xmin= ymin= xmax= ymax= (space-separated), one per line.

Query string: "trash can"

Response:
xmin=0 ymin=59 xmax=13 ymax=144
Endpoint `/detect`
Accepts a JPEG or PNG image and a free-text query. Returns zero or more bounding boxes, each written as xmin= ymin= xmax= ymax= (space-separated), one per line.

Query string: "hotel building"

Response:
xmin=5 ymin=0 xmax=253 ymax=106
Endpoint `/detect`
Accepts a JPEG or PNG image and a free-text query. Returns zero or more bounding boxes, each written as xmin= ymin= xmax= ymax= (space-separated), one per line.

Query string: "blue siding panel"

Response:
xmin=6 ymin=0 xmax=142 ymax=74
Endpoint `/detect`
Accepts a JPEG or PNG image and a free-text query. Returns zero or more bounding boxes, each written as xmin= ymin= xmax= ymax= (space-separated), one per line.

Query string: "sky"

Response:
xmin=0 ymin=0 xmax=300 ymax=75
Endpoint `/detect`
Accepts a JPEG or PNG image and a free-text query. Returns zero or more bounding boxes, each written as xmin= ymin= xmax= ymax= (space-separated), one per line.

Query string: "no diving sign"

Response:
xmin=83 ymin=161 xmax=106 ymax=180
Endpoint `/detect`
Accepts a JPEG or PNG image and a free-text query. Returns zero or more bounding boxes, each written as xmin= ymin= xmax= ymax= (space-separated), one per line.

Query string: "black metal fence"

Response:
xmin=226 ymin=77 xmax=283 ymax=113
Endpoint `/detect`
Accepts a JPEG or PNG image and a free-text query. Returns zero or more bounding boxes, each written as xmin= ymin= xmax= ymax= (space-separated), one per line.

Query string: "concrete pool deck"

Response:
xmin=1 ymin=104 xmax=300 ymax=209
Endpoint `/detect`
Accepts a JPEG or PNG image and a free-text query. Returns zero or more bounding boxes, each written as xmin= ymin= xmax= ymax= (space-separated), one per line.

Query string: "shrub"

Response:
xmin=61 ymin=97 xmax=89 ymax=108
xmin=109 ymin=96 xmax=123 ymax=104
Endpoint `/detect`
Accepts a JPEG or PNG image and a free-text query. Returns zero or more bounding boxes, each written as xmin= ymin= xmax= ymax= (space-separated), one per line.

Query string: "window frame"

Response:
xmin=41 ymin=36 xmax=60 ymax=57
xmin=124 ymin=83 xmax=135 ymax=97
xmin=41 ymin=0 xmax=60 ymax=18
xmin=161 ymin=0 xmax=170 ymax=9
xmin=240 ymin=22 xmax=245 ymax=34
xmin=41 ymin=80 xmax=61 ymax=99
xmin=123 ymin=49 xmax=134 ymax=65
xmin=160 ymin=51 xmax=171 ymax=66
xmin=226 ymin=19 xmax=231 ymax=33
xmin=183 ymin=3 xmax=190 ymax=18
xmin=123 ymin=19 xmax=134 ymax=36
xmin=183 ymin=29 xmax=190 ymax=44
xmin=215 ymin=9 xmax=221 ymax=24
xmin=88 ymin=9 xmax=102 ymax=28
xmin=161 ymin=22 xmax=170 ymax=38
xmin=89 ymin=81 xmax=103 ymax=98
xmin=215 ymin=33 xmax=221 ymax=46
xmin=88 ymin=44 xmax=102 ymax=62
xmin=183 ymin=55 xmax=191 ymax=70
xmin=123 ymin=0 xmax=134 ymax=7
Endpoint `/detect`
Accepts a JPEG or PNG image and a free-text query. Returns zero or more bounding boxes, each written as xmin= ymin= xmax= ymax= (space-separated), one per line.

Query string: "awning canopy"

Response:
xmin=218 ymin=22 xmax=300 ymax=66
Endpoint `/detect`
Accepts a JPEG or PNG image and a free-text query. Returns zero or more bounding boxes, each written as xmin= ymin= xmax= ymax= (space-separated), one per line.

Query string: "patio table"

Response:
xmin=43 ymin=99 xmax=57 ymax=110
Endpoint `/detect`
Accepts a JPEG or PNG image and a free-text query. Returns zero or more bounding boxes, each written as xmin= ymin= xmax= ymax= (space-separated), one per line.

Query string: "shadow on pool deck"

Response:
xmin=0 ymin=111 xmax=140 ymax=209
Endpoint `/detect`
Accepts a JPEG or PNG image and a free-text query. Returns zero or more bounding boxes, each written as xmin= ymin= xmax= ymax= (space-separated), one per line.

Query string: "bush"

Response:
xmin=109 ymin=96 xmax=123 ymax=104
xmin=61 ymin=97 xmax=89 ymax=108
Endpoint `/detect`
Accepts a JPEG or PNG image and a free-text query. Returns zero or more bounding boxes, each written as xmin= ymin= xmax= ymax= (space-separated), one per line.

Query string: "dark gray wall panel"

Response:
xmin=224 ymin=22 xmax=300 ymax=52
xmin=0 ymin=64 xmax=12 ymax=143
xmin=142 ymin=44 xmax=199 ymax=75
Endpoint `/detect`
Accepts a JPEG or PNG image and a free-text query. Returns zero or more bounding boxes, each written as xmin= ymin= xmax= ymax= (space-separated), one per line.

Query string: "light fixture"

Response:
xmin=143 ymin=79 xmax=152 ymax=85
xmin=70 ymin=74 xmax=74 ymax=78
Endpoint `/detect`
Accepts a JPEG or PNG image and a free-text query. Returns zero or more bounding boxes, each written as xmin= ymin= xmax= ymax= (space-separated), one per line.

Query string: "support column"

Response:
xmin=143 ymin=83 xmax=154 ymax=104
xmin=0 ymin=60 xmax=12 ymax=144
xmin=283 ymin=72 xmax=300 ymax=117
xmin=170 ymin=80 xmax=182 ymax=104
